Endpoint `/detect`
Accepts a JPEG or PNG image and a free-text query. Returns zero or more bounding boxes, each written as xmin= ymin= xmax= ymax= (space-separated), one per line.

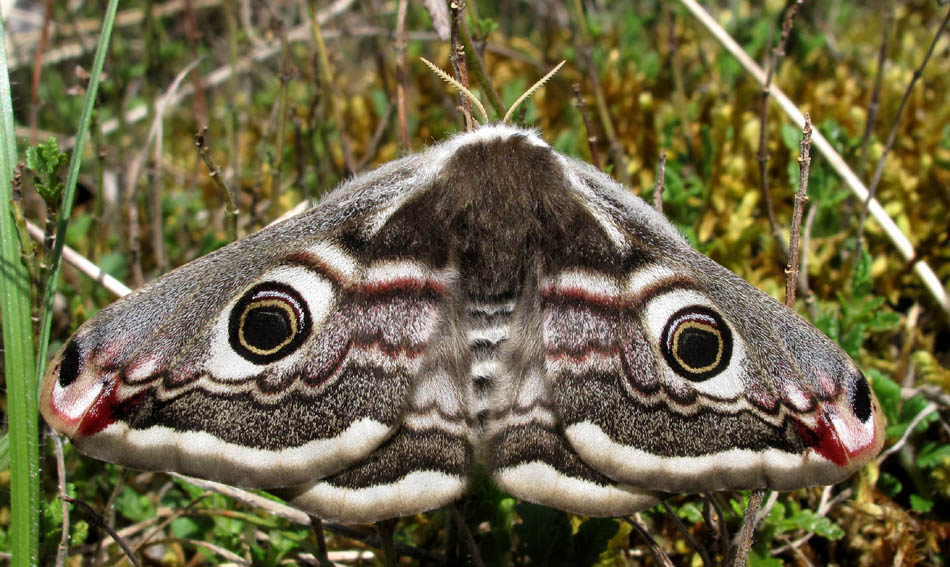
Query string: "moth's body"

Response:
xmin=41 ymin=125 xmax=885 ymax=523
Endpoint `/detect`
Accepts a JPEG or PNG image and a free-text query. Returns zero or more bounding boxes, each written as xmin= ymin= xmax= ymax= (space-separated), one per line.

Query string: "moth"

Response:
xmin=40 ymin=125 xmax=885 ymax=523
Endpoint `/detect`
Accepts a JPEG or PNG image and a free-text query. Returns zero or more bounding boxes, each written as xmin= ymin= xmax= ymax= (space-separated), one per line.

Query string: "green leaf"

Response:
xmin=676 ymin=501 xmax=705 ymax=524
xmin=473 ymin=17 xmax=499 ymax=37
xmin=747 ymin=548 xmax=784 ymax=567
xmin=868 ymin=369 xmax=901 ymax=424
xmin=24 ymin=137 xmax=68 ymax=206
xmin=918 ymin=442 xmax=950 ymax=468
xmin=851 ymin=247 xmax=873 ymax=298
xmin=171 ymin=517 xmax=201 ymax=539
xmin=0 ymin=433 xmax=8 ymax=471
xmin=878 ymin=473 xmax=903 ymax=497
xmin=776 ymin=506 xmax=844 ymax=540
xmin=116 ymin=487 xmax=156 ymax=523
xmin=71 ymin=520 xmax=89 ymax=547
xmin=909 ymin=494 xmax=934 ymax=514
xmin=897 ymin=395 xmax=937 ymax=435
xmin=780 ymin=122 xmax=802 ymax=152
xmin=0 ymin=11 xmax=41 ymax=565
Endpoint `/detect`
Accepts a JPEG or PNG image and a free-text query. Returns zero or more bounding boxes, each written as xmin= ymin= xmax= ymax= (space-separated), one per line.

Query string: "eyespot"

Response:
xmin=659 ymin=306 xmax=732 ymax=381
xmin=58 ymin=340 xmax=82 ymax=388
xmin=850 ymin=372 xmax=872 ymax=422
xmin=228 ymin=283 xmax=312 ymax=364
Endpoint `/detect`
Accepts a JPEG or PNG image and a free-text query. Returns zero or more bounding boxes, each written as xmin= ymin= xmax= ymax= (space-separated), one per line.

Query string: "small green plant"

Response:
xmin=24 ymin=137 xmax=68 ymax=208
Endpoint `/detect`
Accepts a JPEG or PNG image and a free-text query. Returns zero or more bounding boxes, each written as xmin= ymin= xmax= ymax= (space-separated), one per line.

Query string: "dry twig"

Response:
xmin=662 ymin=501 xmax=711 ymax=566
xmin=450 ymin=504 xmax=485 ymax=567
xmin=66 ymin=497 xmax=142 ymax=567
xmin=395 ymin=0 xmax=410 ymax=151
xmin=195 ymin=127 xmax=239 ymax=242
xmin=52 ymin=435 xmax=70 ymax=567
xmin=757 ymin=2 xmax=802 ymax=259
xmin=654 ymin=152 xmax=667 ymax=214
xmin=786 ymin=114 xmax=812 ymax=307
xmin=572 ymin=82 xmax=601 ymax=170
xmin=730 ymin=489 xmax=765 ymax=567
xmin=449 ymin=0 xmax=474 ymax=129
xmin=626 ymin=514 xmax=675 ymax=567
xmin=460 ymin=14 xmax=505 ymax=119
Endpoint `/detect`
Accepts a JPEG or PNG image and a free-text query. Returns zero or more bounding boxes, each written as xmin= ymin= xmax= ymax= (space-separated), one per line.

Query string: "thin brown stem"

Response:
xmin=10 ymin=164 xmax=39 ymax=312
xmin=730 ymin=489 xmax=766 ymax=567
xmin=570 ymin=0 xmax=630 ymax=187
xmin=450 ymin=1 xmax=474 ymax=129
xmin=460 ymin=17 xmax=504 ymax=119
xmin=195 ymin=127 xmax=239 ymax=242
xmin=394 ymin=0 xmax=410 ymax=151
xmin=224 ymin=0 xmax=242 ymax=191
xmin=450 ymin=504 xmax=485 ymax=567
xmin=572 ymin=82 xmax=601 ymax=170
xmin=758 ymin=1 xmax=802 ymax=260
xmin=655 ymin=151 xmax=667 ymax=214
xmin=662 ymin=501 xmax=712 ymax=566
xmin=96 ymin=472 xmax=126 ymax=564
xmin=183 ymin=0 xmax=208 ymax=125
xmin=353 ymin=102 xmax=395 ymax=172
xmin=798 ymin=203 xmax=819 ymax=320
xmin=856 ymin=3 xmax=950 ymax=249
xmin=704 ymin=494 xmax=729 ymax=558
xmin=665 ymin=3 xmax=696 ymax=165
xmin=123 ymin=173 xmax=144 ymax=288
xmin=66 ymin=496 xmax=142 ymax=567
xmin=266 ymin=1 xmax=295 ymax=220
xmin=52 ymin=435 xmax=70 ymax=567
xmin=29 ymin=0 xmax=54 ymax=145
xmin=124 ymin=492 xmax=211 ymax=565
xmin=308 ymin=516 xmax=332 ymax=566
xmin=376 ymin=519 xmax=398 ymax=567
xmin=625 ymin=515 xmax=675 ymax=567
xmin=150 ymin=123 xmax=168 ymax=274
xmin=308 ymin=0 xmax=356 ymax=174
xmin=786 ymin=114 xmax=812 ymax=308
xmin=90 ymin=110 xmax=106 ymax=263
xmin=856 ymin=3 xmax=892 ymax=182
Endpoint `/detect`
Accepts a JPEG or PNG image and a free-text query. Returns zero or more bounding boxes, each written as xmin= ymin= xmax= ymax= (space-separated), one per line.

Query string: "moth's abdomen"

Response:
xmin=465 ymin=295 xmax=516 ymax=428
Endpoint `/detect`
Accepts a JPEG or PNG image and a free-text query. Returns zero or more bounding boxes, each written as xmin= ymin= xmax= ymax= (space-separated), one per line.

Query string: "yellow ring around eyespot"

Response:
xmin=238 ymin=299 xmax=299 ymax=355
xmin=671 ymin=320 xmax=722 ymax=374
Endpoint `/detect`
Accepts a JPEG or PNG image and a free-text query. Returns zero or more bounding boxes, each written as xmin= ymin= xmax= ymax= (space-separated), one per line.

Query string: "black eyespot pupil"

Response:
xmin=58 ymin=340 xmax=82 ymax=388
xmin=850 ymin=373 xmax=873 ymax=422
xmin=242 ymin=307 xmax=292 ymax=351
xmin=228 ymin=282 xmax=311 ymax=364
xmin=660 ymin=306 xmax=733 ymax=381
xmin=676 ymin=328 xmax=719 ymax=369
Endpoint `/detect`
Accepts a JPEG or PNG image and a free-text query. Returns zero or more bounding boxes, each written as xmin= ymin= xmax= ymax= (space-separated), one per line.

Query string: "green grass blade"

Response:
xmin=35 ymin=0 xmax=121 ymax=377
xmin=0 ymin=432 xmax=9 ymax=470
xmin=0 ymin=11 xmax=40 ymax=567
